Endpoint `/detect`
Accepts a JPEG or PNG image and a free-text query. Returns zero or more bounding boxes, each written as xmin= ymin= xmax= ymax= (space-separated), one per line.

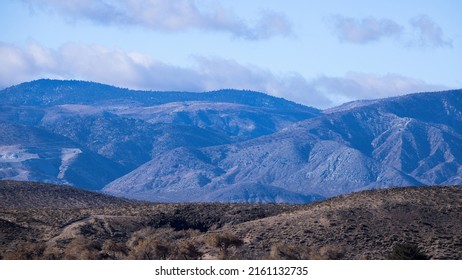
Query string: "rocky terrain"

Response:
xmin=1 ymin=181 xmax=461 ymax=260
xmin=104 ymin=88 xmax=462 ymax=201
xmin=0 ymin=80 xmax=321 ymax=202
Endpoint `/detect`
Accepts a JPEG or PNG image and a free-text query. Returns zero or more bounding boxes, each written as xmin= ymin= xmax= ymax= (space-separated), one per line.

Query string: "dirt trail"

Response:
xmin=47 ymin=216 xmax=93 ymax=245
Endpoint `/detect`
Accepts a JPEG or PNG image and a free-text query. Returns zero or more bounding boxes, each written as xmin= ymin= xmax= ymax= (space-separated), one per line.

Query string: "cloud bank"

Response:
xmin=19 ymin=0 xmax=293 ymax=40
xmin=0 ymin=41 xmax=447 ymax=108
xmin=409 ymin=15 xmax=452 ymax=48
xmin=328 ymin=15 xmax=403 ymax=44
xmin=328 ymin=14 xmax=452 ymax=48
xmin=313 ymin=72 xmax=447 ymax=103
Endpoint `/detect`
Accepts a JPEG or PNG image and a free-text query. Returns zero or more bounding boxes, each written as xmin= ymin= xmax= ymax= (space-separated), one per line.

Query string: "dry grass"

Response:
xmin=1 ymin=181 xmax=462 ymax=259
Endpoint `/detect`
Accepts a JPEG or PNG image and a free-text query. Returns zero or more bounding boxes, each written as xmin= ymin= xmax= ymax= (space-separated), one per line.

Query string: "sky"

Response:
xmin=1 ymin=0 xmax=461 ymax=108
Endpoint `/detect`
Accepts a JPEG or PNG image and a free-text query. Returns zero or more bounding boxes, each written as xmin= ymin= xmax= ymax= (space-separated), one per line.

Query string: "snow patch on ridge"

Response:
xmin=0 ymin=145 xmax=39 ymax=162
xmin=57 ymin=148 xmax=82 ymax=179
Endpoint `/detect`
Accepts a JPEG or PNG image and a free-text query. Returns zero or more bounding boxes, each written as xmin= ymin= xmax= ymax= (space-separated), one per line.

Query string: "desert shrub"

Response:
xmin=102 ymin=239 xmax=129 ymax=260
xmin=169 ymin=229 xmax=202 ymax=240
xmin=206 ymin=232 xmax=243 ymax=259
xmin=310 ymin=245 xmax=345 ymax=260
xmin=388 ymin=243 xmax=429 ymax=260
xmin=63 ymin=237 xmax=103 ymax=260
xmin=126 ymin=227 xmax=157 ymax=248
xmin=42 ymin=244 xmax=63 ymax=260
xmin=3 ymin=242 xmax=46 ymax=260
xmin=176 ymin=241 xmax=203 ymax=260
xmin=127 ymin=227 xmax=177 ymax=259
xmin=129 ymin=238 xmax=172 ymax=260
xmin=207 ymin=232 xmax=243 ymax=251
xmin=268 ymin=243 xmax=311 ymax=260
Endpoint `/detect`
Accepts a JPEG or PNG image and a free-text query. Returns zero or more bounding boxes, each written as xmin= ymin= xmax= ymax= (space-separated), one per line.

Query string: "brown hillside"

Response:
xmin=0 ymin=181 xmax=461 ymax=259
xmin=213 ymin=186 xmax=462 ymax=259
xmin=0 ymin=180 xmax=136 ymax=208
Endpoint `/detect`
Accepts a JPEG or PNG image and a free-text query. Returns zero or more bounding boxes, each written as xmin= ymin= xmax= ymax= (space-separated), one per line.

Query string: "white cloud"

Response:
xmin=409 ymin=15 xmax=452 ymax=48
xmin=248 ymin=11 xmax=293 ymax=40
xmin=57 ymin=42 xmax=204 ymax=91
xmin=312 ymin=72 xmax=448 ymax=102
xmin=0 ymin=41 xmax=328 ymax=106
xmin=0 ymin=43 xmax=32 ymax=84
xmin=328 ymin=15 xmax=403 ymax=44
xmin=193 ymin=56 xmax=331 ymax=106
xmin=19 ymin=0 xmax=293 ymax=40
xmin=0 ymin=41 xmax=201 ymax=91
xmin=328 ymin=14 xmax=453 ymax=49
xmin=0 ymin=41 xmax=449 ymax=109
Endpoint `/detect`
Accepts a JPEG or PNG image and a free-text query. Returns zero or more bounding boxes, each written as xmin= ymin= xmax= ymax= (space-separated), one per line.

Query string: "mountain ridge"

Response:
xmin=1 ymin=79 xmax=461 ymax=202
xmin=1 ymin=79 xmax=320 ymax=193
xmin=103 ymin=88 xmax=462 ymax=201
xmin=1 ymin=79 xmax=319 ymax=113
xmin=0 ymin=180 xmax=136 ymax=208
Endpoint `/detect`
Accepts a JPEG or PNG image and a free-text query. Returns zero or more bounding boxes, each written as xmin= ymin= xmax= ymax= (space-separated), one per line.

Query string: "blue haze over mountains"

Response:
xmin=1 ymin=79 xmax=461 ymax=203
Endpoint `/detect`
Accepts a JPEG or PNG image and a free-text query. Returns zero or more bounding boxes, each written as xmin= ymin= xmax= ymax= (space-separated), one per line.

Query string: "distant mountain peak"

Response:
xmin=1 ymin=79 xmax=320 ymax=114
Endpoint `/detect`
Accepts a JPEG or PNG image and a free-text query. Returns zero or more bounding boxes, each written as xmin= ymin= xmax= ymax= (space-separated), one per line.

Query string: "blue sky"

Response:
xmin=1 ymin=0 xmax=461 ymax=108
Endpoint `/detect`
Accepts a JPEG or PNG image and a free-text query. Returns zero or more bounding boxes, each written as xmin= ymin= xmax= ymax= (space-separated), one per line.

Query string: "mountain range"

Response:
xmin=1 ymin=79 xmax=461 ymax=202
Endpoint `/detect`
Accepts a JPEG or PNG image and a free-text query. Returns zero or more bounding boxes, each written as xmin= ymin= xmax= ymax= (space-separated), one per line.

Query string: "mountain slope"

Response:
xmin=0 ymin=80 xmax=320 ymax=193
xmin=1 ymin=80 xmax=461 ymax=202
xmin=104 ymin=89 xmax=462 ymax=201
xmin=0 ymin=122 xmax=127 ymax=190
xmin=221 ymin=186 xmax=462 ymax=259
xmin=0 ymin=180 xmax=135 ymax=208
xmin=320 ymin=90 xmax=462 ymax=185
xmin=0 ymin=79 xmax=319 ymax=173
